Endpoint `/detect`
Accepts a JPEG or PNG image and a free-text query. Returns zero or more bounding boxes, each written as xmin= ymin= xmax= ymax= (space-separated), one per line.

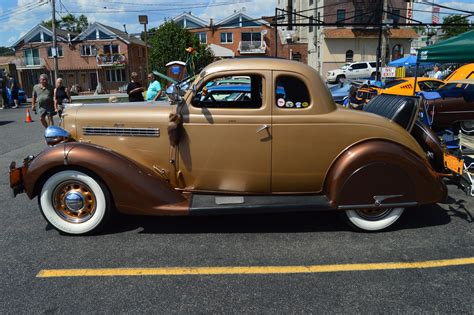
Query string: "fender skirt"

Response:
xmin=23 ymin=143 xmax=189 ymax=216
xmin=325 ymin=140 xmax=447 ymax=209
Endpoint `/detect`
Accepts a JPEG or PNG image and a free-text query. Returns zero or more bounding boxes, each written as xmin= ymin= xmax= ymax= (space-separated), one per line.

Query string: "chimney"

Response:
xmin=123 ymin=24 xmax=128 ymax=34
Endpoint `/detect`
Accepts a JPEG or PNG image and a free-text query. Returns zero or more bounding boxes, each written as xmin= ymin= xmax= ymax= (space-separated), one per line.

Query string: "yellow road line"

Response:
xmin=37 ymin=257 xmax=474 ymax=278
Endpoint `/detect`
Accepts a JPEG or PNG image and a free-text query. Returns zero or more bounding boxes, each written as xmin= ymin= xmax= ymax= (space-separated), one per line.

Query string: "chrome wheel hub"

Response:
xmin=52 ymin=180 xmax=97 ymax=223
xmin=64 ymin=191 xmax=85 ymax=212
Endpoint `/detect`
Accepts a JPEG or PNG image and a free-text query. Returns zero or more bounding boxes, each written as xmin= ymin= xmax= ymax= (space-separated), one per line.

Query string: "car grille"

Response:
xmin=82 ymin=127 xmax=160 ymax=137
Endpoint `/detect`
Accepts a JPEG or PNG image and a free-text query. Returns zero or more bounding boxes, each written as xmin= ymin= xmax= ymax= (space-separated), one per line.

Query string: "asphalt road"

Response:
xmin=0 ymin=107 xmax=473 ymax=313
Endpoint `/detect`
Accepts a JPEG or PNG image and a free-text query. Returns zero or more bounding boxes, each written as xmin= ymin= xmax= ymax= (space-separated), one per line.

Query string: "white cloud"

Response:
xmin=198 ymin=0 xmax=275 ymax=22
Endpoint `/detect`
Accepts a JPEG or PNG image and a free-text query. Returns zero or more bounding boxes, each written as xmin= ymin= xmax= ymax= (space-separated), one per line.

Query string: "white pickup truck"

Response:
xmin=327 ymin=61 xmax=378 ymax=83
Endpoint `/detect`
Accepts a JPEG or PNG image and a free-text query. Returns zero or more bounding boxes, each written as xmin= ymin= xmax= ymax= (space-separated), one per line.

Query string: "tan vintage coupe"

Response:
xmin=9 ymin=59 xmax=447 ymax=235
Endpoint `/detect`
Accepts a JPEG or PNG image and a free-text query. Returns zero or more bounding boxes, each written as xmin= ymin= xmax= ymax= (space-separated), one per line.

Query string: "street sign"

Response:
xmin=382 ymin=67 xmax=396 ymax=78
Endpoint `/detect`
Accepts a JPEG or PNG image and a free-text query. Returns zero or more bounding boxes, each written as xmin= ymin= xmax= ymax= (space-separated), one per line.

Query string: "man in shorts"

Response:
xmin=32 ymin=74 xmax=55 ymax=128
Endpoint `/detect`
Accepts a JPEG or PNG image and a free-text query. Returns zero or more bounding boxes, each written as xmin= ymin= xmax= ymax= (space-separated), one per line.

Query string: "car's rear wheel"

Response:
xmin=460 ymin=121 xmax=474 ymax=135
xmin=39 ymin=170 xmax=111 ymax=235
xmin=344 ymin=207 xmax=405 ymax=232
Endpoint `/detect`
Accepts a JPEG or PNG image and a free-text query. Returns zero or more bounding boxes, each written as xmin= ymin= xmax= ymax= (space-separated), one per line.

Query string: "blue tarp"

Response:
xmin=388 ymin=55 xmax=418 ymax=67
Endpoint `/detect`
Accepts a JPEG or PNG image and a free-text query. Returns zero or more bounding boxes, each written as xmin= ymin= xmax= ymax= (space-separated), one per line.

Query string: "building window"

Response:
xmin=197 ymin=32 xmax=207 ymax=44
xmin=103 ymin=44 xmax=119 ymax=54
xmin=390 ymin=9 xmax=401 ymax=26
xmin=47 ymin=46 xmax=64 ymax=58
xmin=309 ymin=15 xmax=314 ymax=33
xmin=80 ymin=45 xmax=96 ymax=56
xmin=138 ymin=47 xmax=143 ymax=57
xmin=337 ymin=9 xmax=346 ymax=25
xmin=23 ymin=48 xmax=40 ymax=66
xmin=220 ymin=32 xmax=233 ymax=44
xmin=354 ymin=9 xmax=363 ymax=23
xmin=106 ymin=69 xmax=127 ymax=82
xmin=310 ymin=0 xmax=314 ymax=5
xmin=345 ymin=50 xmax=354 ymax=62
xmin=317 ymin=12 xmax=321 ymax=30
xmin=392 ymin=44 xmax=404 ymax=61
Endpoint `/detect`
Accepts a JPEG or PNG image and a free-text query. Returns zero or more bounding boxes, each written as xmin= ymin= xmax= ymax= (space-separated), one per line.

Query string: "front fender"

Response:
xmin=324 ymin=140 xmax=447 ymax=208
xmin=24 ymin=143 xmax=188 ymax=216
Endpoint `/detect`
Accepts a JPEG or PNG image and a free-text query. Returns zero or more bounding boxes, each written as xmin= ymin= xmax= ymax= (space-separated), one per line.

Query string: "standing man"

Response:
xmin=146 ymin=73 xmax=161 ymax=102
xmin=0 ymin=73 xmax=7 ymax=109
xmin=8 ymin=74 xmax=19 ymax=108
xmin=432 ymin=64 xmax=443 ymax=80
xmin=32 ymin=74 xmax=55 ymax=128
xmin=126 ymin=72 xmax=144 ymax=102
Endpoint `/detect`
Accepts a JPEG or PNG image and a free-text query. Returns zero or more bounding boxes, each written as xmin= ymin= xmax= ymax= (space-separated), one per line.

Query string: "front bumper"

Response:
xmin=9 ymin=156 xmax=34 ymax=197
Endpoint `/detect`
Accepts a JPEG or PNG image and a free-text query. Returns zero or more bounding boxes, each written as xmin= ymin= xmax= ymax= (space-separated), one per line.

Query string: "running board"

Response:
xmin=189 ymin=194 xmax=333 ymax=215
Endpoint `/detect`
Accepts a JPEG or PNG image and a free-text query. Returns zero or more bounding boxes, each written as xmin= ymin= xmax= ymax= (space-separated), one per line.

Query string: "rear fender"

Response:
xmin=324 ymin=140 xmax=447 ymax=209
xmin=24 ymin=143 xmax=188 ymax=216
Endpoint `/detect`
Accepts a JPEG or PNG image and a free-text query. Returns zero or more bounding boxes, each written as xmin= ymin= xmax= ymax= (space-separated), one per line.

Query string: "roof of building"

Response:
xmin=11 ymin=24 xmax=73 ymax=47
xmin=0 ymin=56 xmax=15 ymax=65
xmin=172 ymin=12 xmax=208 ymax=28
xmin=73 ymin=22 xmax=145 ymax=45
xmin=324 ymin=28 xmax=418 ymax=39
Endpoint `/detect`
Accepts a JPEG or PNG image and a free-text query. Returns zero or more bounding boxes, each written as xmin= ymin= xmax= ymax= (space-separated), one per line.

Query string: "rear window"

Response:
xmin=275 ymin=76 xmax=311 ymax=109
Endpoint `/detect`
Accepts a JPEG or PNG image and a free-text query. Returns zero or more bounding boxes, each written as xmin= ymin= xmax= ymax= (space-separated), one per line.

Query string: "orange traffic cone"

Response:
xmin=25 ymin=109 xmax=33 ymax=123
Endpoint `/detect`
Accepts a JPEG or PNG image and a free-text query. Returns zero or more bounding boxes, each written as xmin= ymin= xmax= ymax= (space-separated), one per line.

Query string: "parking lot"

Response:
xmin=0 ymin=107 xmax=473 ymax=313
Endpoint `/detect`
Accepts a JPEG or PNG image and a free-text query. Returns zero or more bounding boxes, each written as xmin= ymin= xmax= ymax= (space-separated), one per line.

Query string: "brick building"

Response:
xmin=12 ymin=23 xmax=147 ymax=96
xmin=171 ymin=11 xmax=307 ymax=63
xmin=276 ymin=0 xmax=418 ymax=77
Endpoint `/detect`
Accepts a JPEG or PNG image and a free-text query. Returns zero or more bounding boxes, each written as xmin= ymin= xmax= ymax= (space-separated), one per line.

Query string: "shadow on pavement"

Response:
xmin=95 ymin=203 xmax=452 ymax=236
xmin=0 ymin=121 xmax=14 ymax=126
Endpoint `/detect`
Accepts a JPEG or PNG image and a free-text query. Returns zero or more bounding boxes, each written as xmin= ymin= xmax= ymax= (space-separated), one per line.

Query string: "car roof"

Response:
xmin=445 ymin=79 xmax=474 ymax=84
xmin=201 ymin=58 xmax=319 ymax=79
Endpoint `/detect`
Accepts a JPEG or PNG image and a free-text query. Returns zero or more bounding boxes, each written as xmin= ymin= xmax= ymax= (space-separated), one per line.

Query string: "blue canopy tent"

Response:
xmin=388 ymin=55 xmax=418 ymax=67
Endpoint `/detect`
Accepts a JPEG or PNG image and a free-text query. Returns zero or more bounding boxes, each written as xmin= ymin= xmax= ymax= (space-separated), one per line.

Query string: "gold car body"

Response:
xmin=12 ymin=58 xmax=446 ymax=218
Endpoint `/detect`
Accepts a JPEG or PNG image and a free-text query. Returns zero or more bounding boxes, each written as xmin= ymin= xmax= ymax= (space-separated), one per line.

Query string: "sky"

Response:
xmin=0 ymin=0 xmax=473 ymax=47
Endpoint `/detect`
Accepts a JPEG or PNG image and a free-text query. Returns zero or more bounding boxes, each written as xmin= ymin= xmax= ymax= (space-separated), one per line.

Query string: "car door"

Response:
xmin=178 ymin=71 xmax=272 ymax=193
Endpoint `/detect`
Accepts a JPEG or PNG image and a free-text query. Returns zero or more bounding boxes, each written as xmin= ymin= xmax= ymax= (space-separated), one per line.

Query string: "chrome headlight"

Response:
xmin=44 ymin=126 xmax=70 ymax=146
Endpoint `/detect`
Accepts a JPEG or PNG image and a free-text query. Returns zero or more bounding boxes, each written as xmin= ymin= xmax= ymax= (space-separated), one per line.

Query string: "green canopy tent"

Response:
xmin=417 ymin=29 xmax=474 ymax=63
xmin=411 ymin=30 xmax=474 ymax=94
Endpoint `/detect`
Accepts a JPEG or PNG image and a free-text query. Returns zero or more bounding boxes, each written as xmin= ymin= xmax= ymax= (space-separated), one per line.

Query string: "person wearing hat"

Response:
xmin=432 ymin=64 xmax=443 ymax=80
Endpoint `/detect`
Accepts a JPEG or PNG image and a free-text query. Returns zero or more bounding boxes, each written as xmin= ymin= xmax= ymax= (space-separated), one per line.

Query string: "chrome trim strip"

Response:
xmin=83 ymin=127 xmax=160 ymax=137
xmin=338 ymin=202 xmax=418 ymax=210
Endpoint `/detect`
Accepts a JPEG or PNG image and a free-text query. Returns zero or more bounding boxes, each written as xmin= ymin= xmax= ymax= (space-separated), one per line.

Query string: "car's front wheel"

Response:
xmin=39 ymin=170 xmax=111 ymax=235
xmin=344 ymin=208 xmax=405 ymax=232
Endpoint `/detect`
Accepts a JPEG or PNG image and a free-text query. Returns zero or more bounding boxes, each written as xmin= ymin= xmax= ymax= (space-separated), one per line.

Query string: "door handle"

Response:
xmin=256 ymin=124 xmax=269 ymax=134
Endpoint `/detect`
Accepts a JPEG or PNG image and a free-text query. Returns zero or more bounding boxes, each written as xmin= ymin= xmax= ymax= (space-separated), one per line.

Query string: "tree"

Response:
xmin=148 ymin=21 xmax=214 ymax=78
xmin=42 ymin=14 xmax=89 ymax=33
xmin=441 ymin=14 xmax=472 ymax=39
xmin=0 ymin=47 xmax=14 ymax=56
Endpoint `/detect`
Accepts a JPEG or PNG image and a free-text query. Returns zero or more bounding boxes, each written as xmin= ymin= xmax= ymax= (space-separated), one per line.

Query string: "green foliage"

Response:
xmin=148 ymin=21 xmax=214 ymax=77
xmin=441 ymin=15 xmax=472 ymax=39
xmin=0 ymin=47 xmax=14 ymax=56
xmin=42 ymin=14 xmax=89 ymax=33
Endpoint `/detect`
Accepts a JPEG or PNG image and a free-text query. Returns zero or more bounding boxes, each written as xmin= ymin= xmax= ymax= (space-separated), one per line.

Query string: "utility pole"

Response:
xmin=139 ymin=15 xmax=149 ymax=76
xmin=375 ymin=0 xmax=387 ymax=81
xmin=51 ymin=0 xmax=59 ymax=82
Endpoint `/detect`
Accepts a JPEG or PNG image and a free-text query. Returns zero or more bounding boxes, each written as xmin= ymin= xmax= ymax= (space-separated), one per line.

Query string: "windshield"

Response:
xmin=340 ymin=65 xmax=349 ymax=70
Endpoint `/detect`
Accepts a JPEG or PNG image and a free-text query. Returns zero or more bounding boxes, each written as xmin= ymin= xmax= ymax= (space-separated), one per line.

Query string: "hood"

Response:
xmin=63 ymin=101 xmax=172 ymax=140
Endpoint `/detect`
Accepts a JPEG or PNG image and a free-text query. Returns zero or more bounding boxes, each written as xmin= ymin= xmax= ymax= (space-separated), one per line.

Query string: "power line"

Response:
xmin=0 ymin=2 xmax=47 ymax=22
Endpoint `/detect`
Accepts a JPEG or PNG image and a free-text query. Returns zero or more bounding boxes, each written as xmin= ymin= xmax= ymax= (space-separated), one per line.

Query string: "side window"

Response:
xmin=192 ymin=75 xmax=262 ymax=109
xmin=275 ymin=76 xmax=310 ymax=109
xmin=370 ymin=62 xmax=377 ymax=68
xmin=351 ymin=63 xmax=364 ymax=70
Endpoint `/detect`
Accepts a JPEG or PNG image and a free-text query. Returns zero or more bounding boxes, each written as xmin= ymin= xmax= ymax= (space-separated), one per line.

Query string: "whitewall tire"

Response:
xmin=39 ymin=170 xmax=111 ymax=235
xmin=344 ymin=208 xmax=405 ymax=232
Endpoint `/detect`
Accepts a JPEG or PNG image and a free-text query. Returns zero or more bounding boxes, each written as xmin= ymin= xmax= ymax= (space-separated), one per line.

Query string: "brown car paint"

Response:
xmin=24 ymin=143 xmax=188 ymax=215
xmin=14 ymin=58 xmax=447 ymax=215
xmin=325 ymin=139 xmax=447 ymax=208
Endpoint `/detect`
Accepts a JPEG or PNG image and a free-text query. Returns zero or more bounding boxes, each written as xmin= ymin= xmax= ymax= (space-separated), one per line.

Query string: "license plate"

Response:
xmin=444 ymin=153 xmax=463 ymax=174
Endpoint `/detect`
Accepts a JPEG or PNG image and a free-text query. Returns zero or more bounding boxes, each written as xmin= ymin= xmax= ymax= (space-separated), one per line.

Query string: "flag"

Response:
xmin=432 ymin=6 xmax=440 ymax=24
